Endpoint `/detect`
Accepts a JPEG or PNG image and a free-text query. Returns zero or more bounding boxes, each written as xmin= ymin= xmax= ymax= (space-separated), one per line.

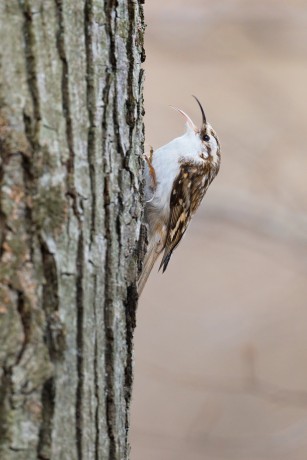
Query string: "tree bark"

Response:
xmin=0 ymin=1 xmax=145 ymax=459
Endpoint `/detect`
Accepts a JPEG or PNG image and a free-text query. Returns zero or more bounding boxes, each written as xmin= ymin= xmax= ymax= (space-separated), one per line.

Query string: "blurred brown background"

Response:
xmin=131 ymin=1 xmax=307 ymax=459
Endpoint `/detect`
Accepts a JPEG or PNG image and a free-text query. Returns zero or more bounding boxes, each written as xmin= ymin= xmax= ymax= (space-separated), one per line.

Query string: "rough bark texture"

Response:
xmin=0 ymin=1 xmax=145 ymax=459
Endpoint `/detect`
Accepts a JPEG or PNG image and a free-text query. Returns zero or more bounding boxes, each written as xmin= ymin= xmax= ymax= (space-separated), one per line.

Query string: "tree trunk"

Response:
xmin=0 ymin=1 xmax=145 ymax=459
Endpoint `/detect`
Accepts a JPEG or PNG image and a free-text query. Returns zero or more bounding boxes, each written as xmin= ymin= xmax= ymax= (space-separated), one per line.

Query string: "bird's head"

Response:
xmin=171 ymin=96 xmax=220 ymax=161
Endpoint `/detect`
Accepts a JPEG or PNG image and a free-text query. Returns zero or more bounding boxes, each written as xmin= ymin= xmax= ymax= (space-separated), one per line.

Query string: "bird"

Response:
xmin=138 ymin=96 xmax=221 ymax=295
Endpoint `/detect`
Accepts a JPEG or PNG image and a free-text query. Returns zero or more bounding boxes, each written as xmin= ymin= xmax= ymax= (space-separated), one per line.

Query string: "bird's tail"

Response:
xmin=158 ymin=248 xmax=172 ymax=273
xmin=137 ymin=234 xmax=163 ymax=296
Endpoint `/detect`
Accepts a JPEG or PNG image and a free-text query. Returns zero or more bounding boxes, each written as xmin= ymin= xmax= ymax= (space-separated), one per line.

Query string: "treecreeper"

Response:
xmin=138 ymin=96 xmax=221 ymax=295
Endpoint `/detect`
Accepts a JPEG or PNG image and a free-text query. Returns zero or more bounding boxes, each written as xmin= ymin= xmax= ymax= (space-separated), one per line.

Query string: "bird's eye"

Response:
xmin=203 ymin=134 xmax=210 ymax=142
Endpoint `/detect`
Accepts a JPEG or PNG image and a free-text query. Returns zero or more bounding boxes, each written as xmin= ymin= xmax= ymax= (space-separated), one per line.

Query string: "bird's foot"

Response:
xmin=144 ymin=146 xmax=157 ymax=189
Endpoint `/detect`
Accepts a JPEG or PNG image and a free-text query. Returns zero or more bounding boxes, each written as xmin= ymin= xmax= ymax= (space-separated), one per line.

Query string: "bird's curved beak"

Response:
xmin=169 ymin=106 xmax=197 ymax=132
xmin=192 ymin=95 xmax=207 ymax=129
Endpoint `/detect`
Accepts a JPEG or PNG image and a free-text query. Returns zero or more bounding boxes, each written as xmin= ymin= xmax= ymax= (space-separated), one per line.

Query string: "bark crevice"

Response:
xmin=20 ymin=1 xmax=41 ymax=129
xmin=84 ymin=0 xmax=97 ymax=243
xmin=37 ymin=377 xmax=55 ymax=460
xmin=54 ymin=0 xmax=77 ymax=210
xmin=103 ymin=174 xmax=117 ymax=460
xmin=92 ymin=274 xmax=100 ymax=460
xmin=40 ymin=241 xmax=64 ymax=362
xmin=76 ymin=232 xmax=85 ymax=460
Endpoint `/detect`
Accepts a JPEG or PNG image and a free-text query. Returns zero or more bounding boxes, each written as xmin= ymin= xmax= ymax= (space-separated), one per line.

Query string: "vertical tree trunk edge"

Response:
xmin=0 ymin=1 xmax=146 ymax=459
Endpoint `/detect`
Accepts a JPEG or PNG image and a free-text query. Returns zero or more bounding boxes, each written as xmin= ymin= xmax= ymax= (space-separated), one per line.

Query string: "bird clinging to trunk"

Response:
xmin=138 ymin=96 xmax=221 ymax=295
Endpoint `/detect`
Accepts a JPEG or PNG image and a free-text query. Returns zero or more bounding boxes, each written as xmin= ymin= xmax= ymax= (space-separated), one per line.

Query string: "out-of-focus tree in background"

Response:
xmin=132 ymin=1 xmax=307 ymax=459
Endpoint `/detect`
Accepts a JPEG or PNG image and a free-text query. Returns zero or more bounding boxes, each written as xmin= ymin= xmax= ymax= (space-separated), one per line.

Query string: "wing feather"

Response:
xmin=139 ymin=157 xmax=215 ymax=294
xmin=160 ymin=162 xmax=209 ymax=272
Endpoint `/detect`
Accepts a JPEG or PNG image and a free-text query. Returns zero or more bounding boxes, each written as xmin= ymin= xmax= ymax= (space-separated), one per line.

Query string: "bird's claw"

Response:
xmin=144 ymin=146 xmax=157 ymax=189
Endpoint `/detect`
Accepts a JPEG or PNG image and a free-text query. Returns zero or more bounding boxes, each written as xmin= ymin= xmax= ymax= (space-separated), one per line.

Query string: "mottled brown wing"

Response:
xmin=159 ymin=162 xmax=208 ymax=272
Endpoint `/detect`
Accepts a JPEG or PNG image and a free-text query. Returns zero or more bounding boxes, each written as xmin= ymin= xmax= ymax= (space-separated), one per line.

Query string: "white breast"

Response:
xmin=145 ymin=125 xmax=203 ymax=220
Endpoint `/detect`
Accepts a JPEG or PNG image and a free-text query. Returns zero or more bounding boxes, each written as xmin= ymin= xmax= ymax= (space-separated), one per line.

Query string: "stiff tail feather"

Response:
xmin=158 ymin=249 xmax=172 ymax=273
xmin=137 ymin=235 xmax=163 ymax=296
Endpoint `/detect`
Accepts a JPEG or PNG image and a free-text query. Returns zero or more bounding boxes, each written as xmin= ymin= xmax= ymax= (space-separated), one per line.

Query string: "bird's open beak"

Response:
xmin=169 ymin=106 xmax=197 ymax=132
xmin=170 ymin=96 xmax=207 ymax=133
